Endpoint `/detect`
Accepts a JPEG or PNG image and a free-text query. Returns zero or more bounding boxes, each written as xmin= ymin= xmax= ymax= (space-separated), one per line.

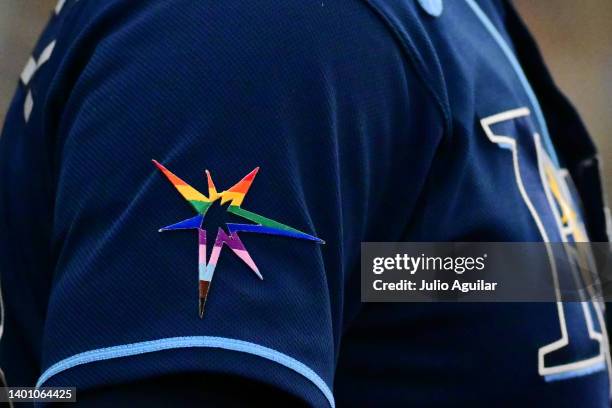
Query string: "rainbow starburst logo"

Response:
xmin=153 ymin=160 xmax=324 ymax=318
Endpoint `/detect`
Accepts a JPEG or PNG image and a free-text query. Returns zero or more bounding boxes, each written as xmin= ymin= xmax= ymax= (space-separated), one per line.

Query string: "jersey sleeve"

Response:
xmin=0 ymin=0 xmax=445 ymax=405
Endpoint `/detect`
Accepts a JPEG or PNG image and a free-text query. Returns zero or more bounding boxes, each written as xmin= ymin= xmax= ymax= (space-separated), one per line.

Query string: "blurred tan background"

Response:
xmin=515 ymin=0 xmax=612 ymax=200
xmin=0 ymin=0 xmax=55 ymax=122
xmin=0 ymin=0 xmax=610 ymax=198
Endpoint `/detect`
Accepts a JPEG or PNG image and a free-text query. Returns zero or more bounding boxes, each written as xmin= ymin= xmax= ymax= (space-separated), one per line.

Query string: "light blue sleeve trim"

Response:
xmin=544 ymin=360 xmax=606 ymax=382
xmin=36 ymin=336 xmax=335 ymax=407
xmin=464 ymin=0 xmax=560 ymax=168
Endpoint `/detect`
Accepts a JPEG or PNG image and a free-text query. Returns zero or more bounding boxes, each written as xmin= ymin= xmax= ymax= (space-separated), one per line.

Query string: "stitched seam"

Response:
xmin=358 ymin=0 xmax=453 ymax=139
xmin=37 ymin=336 xmax=335 ymax=407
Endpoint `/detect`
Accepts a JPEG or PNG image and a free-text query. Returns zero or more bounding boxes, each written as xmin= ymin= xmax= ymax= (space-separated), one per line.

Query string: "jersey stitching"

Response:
xmin=358 ymin=0 xmax=452 ymax=140
xmin=36 ymin=336 xmax=335 ymax=407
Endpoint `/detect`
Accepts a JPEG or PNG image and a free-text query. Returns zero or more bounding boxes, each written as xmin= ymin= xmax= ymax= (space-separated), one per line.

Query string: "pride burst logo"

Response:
xmin=153 ymin=160 xmax=324 ymax=318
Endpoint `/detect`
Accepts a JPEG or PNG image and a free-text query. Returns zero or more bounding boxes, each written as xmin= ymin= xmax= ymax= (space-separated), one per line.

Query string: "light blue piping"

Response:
xmin=36 ymin=336 xmax=335 ymax=407
xmin=464 ymin=0 xmax=560 ymax=167
xmin=544 ymin=361 xmax=606 ymax=382
xmin=466 ymin=0 xmax=606 ymax=385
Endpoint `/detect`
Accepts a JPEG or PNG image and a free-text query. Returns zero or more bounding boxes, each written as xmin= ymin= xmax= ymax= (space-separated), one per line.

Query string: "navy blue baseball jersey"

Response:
xmin=0 ymin=0 xmax=610 ymax=406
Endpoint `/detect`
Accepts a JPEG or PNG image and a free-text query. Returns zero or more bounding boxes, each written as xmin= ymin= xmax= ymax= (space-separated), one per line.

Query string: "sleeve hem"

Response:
xmin=36 ymin=335 xmax=335 ymax=407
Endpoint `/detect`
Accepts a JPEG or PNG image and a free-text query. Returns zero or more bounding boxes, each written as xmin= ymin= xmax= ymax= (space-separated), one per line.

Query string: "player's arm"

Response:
xmin=0 ymin=0 xmax=444 ymax=404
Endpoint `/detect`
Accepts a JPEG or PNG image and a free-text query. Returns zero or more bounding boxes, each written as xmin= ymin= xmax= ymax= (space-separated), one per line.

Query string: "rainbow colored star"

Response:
xmin=153 ymin=160 xmax=324 ymax=318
